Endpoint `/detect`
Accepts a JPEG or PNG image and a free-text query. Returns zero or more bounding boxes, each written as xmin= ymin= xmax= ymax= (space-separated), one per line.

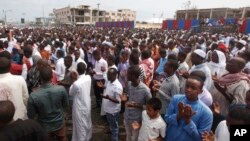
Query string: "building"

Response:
xmin=53 ymin=5 xmax=92 ymax=25
xmin=53 ymin=4 xmax=136 ymax=25
xmin=105 ymin=9 xmax=136 ymax=22
xmin=176 ymin=7 xmax=250 ymax=20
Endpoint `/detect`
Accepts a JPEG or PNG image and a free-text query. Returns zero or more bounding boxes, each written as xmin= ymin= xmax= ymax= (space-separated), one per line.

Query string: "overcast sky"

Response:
xmin=1 ymin=0 xmax=250 ymax=22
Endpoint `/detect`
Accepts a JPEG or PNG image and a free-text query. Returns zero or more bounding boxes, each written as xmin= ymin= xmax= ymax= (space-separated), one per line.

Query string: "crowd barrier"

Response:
xmin=162 ymin=18 xmax=250 ymax=33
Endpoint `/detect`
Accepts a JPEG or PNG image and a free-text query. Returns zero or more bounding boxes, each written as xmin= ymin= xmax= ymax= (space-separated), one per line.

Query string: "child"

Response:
xmin=133 ymin=98 xmax=166 ymax=141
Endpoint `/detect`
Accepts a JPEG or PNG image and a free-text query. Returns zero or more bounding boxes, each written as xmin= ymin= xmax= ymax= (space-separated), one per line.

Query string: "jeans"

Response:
xmin=106 ymin=112 xmax=119 ymax=141
xmin=124 ymin=120 xmax=139 ymax=141
xmin=93 ymin=79 xmax=105 ymax=107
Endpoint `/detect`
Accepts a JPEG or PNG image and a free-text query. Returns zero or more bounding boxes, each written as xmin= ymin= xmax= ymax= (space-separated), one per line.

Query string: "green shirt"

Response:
xmin=28 ymin=83 xmax=68 ymax=132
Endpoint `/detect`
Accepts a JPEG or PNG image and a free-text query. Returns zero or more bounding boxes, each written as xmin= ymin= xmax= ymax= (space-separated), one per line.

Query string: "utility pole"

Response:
xmin=3 ymin=9 xmax=11 ymax=27
xmin=43 ymin=5 xmax=45 ymax=26
xmin=153 ymin=13 xmax=155 ymax=23
xmin=97 ymin=3 xmax=100 ymax=23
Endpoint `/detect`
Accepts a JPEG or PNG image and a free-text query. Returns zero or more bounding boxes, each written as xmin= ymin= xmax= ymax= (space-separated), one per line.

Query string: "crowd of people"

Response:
xmin=0 ymin=26 xmax=250 ymax=141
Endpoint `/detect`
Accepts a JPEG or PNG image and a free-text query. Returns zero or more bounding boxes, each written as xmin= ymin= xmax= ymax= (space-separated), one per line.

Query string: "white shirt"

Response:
xmin=215 ymin=120 xmax=229 ymax=141
xmin=0 ymin=73 xmax=29 ymax=120
xmin=55 ymin=58 xmax=66 ymax=81
xmin=103 ymin=79 xmax=123 ymax=114
xmin=138 ymin=111 xmax=166 ymax=141
xmin=198 ymin=87 xmax=213 ymax=107
xmin=73 ymin=58 xmax=87 ymax=70
xmin=93 ymin=58 xmax=108 ymax=80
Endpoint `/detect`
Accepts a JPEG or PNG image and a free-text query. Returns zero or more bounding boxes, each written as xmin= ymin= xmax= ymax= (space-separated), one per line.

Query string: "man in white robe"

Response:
xmin=69 ymin=62 xmax=92 ymax=141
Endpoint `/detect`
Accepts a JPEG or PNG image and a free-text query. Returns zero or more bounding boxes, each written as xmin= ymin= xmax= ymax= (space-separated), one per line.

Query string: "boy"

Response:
xmin=133 ymin=98 xmax=166 ymax=141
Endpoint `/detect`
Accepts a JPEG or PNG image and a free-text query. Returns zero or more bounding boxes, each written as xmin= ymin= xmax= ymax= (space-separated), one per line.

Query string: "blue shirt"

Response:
xmin=156 ymin=57 xmax=168 ymax=74
xmin=165 ymin=95 xmax=213 ymax=141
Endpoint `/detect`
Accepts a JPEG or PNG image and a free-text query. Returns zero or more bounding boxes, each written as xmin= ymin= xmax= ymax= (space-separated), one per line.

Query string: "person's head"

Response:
xmin=107 ymin=55 xmax=116 ymax=67
xmin=226 ymin=105 xmax=250 ymax=131
xmin=164 ymin=59 xmax=179 ymax=76
xmin=211 ymin=50 xmax=219 ymax=63
xmin=141 ymin=50 xmax=150 ymax=60
xmin=120 ymin=50 xmax=130 ymax=63
xmin=191 ymin=49 xmax=206 ymax=65
xmin=190 ymin=71 xmax=206 ymax=83
xmin=239 ymin=50 xmax=250 ymax=62
xmin=0 ymin=51 xmax=11 ymax=60
xmin=39 ymin=67 xmax=52 ymax=84
xmin=56 ymin=49 xmax=64 ymax=59
xmin=93 ymin=50 xmax=101 ymax=61
xmin=77 ymin=62 xmax=86 ymax=75
xmin=0 ymin=57 xmax=11 ymax=74
xmin=226 ymin=57 xmax=246 ymax=73
xmin=129 ymin=52 xmax=140 ymax=66
xmin=132 ymin=39 xmax=139 ymax=48
xmin=146 ymin=98 xmax=162 ymax=119
xmin=159 ymin=48 xmax=167 ymax=58
xmin=185 ymin=75 xmax=204 ymax=101
xmin=0 ymin=100 xmax=15 ymax=128
xmin=107 ymin=68 xmax=118 ymax=82
xmin=23 ymin=46 xmax=33 ymax=58
xmin=178 ymin=51 xmax=187 ymax=63
xmin=37 ymin=59 xmax=49 ymax=71
xmin=74 ymin=49 xmax=80 ymax=60
xmin=236 ymin=40 xmax=246 ymax=49
xmin=64 ymin=56 xmax=73 ymax=68
xmin=127 ymin=65 xmax=141 ymax=83
xmin=246 ymin=90 xmax=250 ymax=109
xmin=167 ymin=54 xmax=177 ymax=61
xmin=211 ymin=43 xmax=218 ymax=51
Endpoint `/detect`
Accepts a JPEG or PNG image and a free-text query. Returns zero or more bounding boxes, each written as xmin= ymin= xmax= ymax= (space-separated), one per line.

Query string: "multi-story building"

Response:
xmin=53 ymin=5 xmax=92 ymax=25
xmin=53 ymin=4 xmax=136 ymax=25
xmin=105 ymin=9 xmax=136 ymax=22
xmin=176 ymin=7 xmax=250 ymax=20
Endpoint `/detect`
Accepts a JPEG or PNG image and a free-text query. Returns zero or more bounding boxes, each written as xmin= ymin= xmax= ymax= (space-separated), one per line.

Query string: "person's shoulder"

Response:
xmin=172 ymin=94 xmax=185 ymax=100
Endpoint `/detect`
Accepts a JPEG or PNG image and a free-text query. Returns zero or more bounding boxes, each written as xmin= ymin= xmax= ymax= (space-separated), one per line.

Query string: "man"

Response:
xmin=0 ymin=56 xmax=29 ymax=120
xmin=214 ymin=57 xmax=250 ymax=115
xmin=28 ymin=67 xmax=68 ymax=141
xmin=102 ymin=68 xmax=123 ymax=141
xmin=72 ymin=49 xmax=87 ymax=70
xmin=183 ymin=49 xmax=212 ymax=90
xmin=91 ymin=50 xmax=108 ymax=108
xmin=153 ymin=60 xmax=180 ymax=116
xmin=69 ymin=62 xmax=92 ymax=141
xmin=55 ymin=50 xmax=66 ymax=82
xmin=165 ymin=75 xmax=213 ymax=141
xmin=0 ymin=100 xmax=49 ymax=141
xmin=121 ymin=66 xmax=152 ymax=141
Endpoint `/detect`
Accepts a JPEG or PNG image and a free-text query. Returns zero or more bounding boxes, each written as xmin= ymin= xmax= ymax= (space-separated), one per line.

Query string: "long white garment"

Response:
xmin=69 ymin=74 xmax=92 ymax=141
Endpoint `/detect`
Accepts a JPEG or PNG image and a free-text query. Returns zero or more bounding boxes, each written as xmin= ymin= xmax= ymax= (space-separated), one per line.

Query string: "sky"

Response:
xmin=0 ymin=0 xmax=250 ymax=23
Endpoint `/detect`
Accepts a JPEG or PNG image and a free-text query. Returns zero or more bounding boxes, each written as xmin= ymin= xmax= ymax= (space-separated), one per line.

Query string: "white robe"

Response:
xmin=69 ymin=74 xmax=92 ymax=141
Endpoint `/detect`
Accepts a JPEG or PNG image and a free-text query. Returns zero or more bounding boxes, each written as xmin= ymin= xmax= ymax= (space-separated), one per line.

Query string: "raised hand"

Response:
xmin=120 ymin=93 xmax=128 ymax=102
xmin=97 ymin=81 xmax=104 ymax=88
xmin=183 ymin=105 xmax=196 ymax=124
xmin=202 ymin=131 xmax=215 ymax=141
xmin=212 ymin=102 xmax=221 ymax=115
xmin=177 ymin=102 xmax=185 ymax=120
xmin=212 ymin=72 xmax=218 ymax=81
xmin=131 ymin=121 xmax=140 ymax=130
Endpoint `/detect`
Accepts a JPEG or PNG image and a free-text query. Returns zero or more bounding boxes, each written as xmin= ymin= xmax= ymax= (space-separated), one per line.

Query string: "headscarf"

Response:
xmin=207 ymin=50 xmax=226 ymax=76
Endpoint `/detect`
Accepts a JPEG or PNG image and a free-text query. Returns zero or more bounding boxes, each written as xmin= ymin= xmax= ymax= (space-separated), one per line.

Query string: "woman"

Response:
xmin=207 ymin=50 xmax=227 ymax=78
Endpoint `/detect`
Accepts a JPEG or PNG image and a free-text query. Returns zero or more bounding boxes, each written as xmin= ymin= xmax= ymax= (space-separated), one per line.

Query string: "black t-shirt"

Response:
xmin=0 ymin=119 xmax=48 ymax=141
